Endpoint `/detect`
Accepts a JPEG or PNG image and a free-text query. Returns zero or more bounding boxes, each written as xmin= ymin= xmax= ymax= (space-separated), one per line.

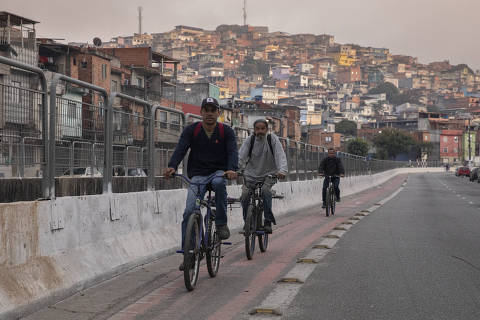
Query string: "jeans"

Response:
xmin=181 ymin=170 xmax=227 ymax=249
xmin=241 ymin=176 xmax=276 ymax=225
xmin=322 ymin=176 xmax=340 ymax=203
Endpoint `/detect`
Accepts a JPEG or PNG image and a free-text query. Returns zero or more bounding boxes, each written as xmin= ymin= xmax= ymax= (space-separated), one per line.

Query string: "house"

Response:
xmin=440 ymin=130 xmax=462 ymax=164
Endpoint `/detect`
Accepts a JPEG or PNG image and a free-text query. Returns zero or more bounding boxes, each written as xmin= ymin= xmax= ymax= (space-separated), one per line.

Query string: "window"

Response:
xmin=325 ymin=136 xmax=332 ymax=142
xmin=111 ymin=80 xmax=118 ymax=92
xmin=443 ymin=147 xmax=448 ymax=153
xmin=102 ymin=64 xmax=107 ymax=79
xmin=137 ymin=77 xmax=143 ymax=87
xmin=424 ymin=136 xmax=428 ymax=141
xmin=443 ymin=136 xmax=448 ymax=143
xmin=171 ymin=113 xmax=181 ymax=131
xmin=159 ymin=111 xmax=167 ymax=129
xmin=67 ymin=102 xmax=76 ymax=118
xmin=73 ymin=58 xmax=77 ymax=66
xmin=454 ymin=148 xmax=458 ymax=153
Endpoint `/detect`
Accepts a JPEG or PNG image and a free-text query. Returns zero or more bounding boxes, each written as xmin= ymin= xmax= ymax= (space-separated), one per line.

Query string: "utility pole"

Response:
xmin=468 ymin=118 xmax=471 ymax=164
xmin=243 ymin=0 xmax=247 ymax=26
xmin=138 ymin=6 xmax=143 ymax=34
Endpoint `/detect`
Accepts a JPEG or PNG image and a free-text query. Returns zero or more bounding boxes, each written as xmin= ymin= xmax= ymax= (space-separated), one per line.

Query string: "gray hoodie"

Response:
xmin=238 ymin=133 xmax=288 ymax=180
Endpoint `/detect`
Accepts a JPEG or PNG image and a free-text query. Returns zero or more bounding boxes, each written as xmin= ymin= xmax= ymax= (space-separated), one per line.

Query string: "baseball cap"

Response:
xmin=201 ymin=97 xmax=220 ymax=109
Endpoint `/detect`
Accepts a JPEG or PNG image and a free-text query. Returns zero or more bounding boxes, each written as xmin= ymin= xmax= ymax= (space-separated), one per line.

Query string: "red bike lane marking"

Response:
xmin=109 ymin=174 xmax=406 ymax=320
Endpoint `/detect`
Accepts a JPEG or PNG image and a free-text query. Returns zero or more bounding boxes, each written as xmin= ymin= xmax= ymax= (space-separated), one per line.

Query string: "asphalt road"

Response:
xmin=23 ymin=174 xmax=407 ymax=320
xmin=284 ymin=172 xmax=480 ymax=320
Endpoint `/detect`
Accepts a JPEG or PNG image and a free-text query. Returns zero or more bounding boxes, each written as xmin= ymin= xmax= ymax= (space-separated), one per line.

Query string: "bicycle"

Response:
xmin=323 ymin=175 xmax=339 ymax=217
xmin=240 ymin=174 xmax=283 ymax=260
xmin=174 ymin=173 xmax=232 ymax=291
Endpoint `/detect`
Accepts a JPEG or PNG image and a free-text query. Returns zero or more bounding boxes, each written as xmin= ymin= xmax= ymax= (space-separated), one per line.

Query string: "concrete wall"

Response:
xmin=0 ymin=167 xmax=442 ymax=318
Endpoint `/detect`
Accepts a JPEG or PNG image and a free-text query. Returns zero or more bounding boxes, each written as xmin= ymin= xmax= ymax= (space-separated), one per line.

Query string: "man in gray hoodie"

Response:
xmin=238 ymin=119 xmax=288 ymax=233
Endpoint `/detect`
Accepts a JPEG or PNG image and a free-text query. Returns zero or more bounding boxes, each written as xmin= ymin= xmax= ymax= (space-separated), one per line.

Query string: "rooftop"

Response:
xmin=0 ymin=11 xmax=38 ymax=26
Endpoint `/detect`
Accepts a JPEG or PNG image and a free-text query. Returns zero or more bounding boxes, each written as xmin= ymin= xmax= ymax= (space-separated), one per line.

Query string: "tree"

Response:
xmin=335 ymin=119 xmax=357 ymax=136
xmin=347 ymin=138 xmax=369 ymax=156
xmin=368 ymin=82 xmax=399 ymax=102
xmin=373 ymin=129 xmax=416 ymax=160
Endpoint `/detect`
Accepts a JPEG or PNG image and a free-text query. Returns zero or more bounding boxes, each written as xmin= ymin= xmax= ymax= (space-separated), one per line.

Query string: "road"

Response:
xmin=283 ymin=173 xmax=480 ymax=320
xmin=24 ymin=172 xmax=480 ymax=320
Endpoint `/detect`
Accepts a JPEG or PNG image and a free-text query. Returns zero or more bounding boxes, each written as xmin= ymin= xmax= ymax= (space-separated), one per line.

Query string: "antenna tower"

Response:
xmin=138 ymin=6 xmax=143 ymax=34
xmin=243 ymin=0 xmax=247 ymax=26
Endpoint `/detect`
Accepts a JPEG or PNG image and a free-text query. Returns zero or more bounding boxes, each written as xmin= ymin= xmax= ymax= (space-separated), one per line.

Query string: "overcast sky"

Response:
xmin=4 ymin=0 xmax=479 ymax=70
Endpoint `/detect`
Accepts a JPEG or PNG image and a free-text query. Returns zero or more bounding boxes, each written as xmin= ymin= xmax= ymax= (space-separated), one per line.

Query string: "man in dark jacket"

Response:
xmin=319 ymin=148 xmax=345 ymax=208
xmin=164 ymin=97 xmax=238 ymax=270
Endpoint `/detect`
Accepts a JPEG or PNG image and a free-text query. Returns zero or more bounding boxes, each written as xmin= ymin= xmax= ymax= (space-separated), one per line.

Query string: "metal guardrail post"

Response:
xmin=49 ymin=74 xmax=109 ymax=197
xmin=295 ymin=141 xmax=299 ymax=181
xmin=70 ymin=142 xmax=74 ymax=176
xmin=19 ymin=137 xmax=25 ymax=177
xmin=0 ymin=56 xmax=50 ymax=198
xmin=303 ymin=143 xmax=307 ymax=180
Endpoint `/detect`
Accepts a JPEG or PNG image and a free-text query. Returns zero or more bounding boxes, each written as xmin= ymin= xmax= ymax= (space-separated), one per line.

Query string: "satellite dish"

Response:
xmin=93 ymin=37 xmax=102 ymax=47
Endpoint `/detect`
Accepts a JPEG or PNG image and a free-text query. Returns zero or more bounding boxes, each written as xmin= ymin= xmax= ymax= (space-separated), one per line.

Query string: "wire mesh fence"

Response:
xmin=0 ymin=55 xmax=439 ymax=201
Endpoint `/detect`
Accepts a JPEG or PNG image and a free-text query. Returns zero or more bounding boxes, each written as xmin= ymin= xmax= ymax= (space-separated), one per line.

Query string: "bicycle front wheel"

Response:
xmin=257 ymin=208 xmax=268 ymax=252
xmin=206 ymin=210 xmax=221 ymax=277
xmin=184 ymin=213 xmax=201 ymax=291
xmin=244 ymin=204 xmax=256 ymax=260
xmin=330 ymin=187 xmax=336 ymax=216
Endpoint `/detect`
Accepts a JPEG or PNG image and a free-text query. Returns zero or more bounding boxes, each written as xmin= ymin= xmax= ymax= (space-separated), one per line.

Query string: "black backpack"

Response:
xmin=247 ymin=134 xmax=275 ymax=162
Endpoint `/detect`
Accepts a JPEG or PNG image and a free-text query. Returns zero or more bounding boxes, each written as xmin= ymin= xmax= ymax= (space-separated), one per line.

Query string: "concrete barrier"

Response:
xmin=0 ymin=167 xmax=443 ymax=318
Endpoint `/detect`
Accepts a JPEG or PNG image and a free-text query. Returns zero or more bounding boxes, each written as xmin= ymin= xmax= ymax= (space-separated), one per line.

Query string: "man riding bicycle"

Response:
xmin=164 ymin=97 xmax=238 ymax=271
xmin=319 ymin=148 xmax=345 ymax=208
xmin=238 ymin=119 xmax=288 ymax=234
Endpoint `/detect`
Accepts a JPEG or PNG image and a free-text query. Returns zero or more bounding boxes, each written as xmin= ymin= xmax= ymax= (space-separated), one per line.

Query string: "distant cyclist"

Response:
xmin=238 ymin=119 xmax=288 ymax=233
xmin=164 ymin=97 xmax=238 ymax=271
xmin=319 ymin=148 xmax=345 ymax=208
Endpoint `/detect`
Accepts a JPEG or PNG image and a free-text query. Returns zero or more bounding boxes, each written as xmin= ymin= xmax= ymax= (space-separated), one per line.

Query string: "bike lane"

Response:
xmin=105 ymin=174 xmax=407 ymax=320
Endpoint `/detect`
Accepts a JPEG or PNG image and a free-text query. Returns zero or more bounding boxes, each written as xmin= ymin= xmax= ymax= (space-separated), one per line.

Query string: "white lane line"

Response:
xmin=469 ymin=201 xmax=474 ymax=205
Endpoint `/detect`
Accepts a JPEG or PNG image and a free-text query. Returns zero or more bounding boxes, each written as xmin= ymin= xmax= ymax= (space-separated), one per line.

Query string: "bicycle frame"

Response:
xmin=175 ymin=173 xmax=224 ymax=252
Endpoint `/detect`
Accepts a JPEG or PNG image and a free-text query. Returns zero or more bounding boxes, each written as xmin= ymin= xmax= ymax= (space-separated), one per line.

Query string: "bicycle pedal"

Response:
xmin=176 ymin=250 xmax=184 ymax=254
xmin=222 ymin=242 xmax=232 ymax=245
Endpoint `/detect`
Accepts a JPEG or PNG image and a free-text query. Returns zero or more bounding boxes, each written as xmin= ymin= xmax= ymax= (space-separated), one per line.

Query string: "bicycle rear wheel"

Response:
xmin=244 ymin=204 xmax=256 ymax=260
xmin=330 ymin=187 xmax=336 ymax=216
xmin=206 ymin=210 xmax=221 ymax=277
xmin=325 ymin=189 xmax=330 ymax=217
xmin=184 ymin=213 xmax=201 ymax=291
xmin=258 ymin=209 xmax=268 ymax=252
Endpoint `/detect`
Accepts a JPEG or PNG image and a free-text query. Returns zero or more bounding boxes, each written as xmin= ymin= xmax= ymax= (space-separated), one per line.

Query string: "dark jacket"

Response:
xmin=319 ymin=156 xmax=345 ymax=176
xmin=168 ymin=122 xmax=238 ymax=178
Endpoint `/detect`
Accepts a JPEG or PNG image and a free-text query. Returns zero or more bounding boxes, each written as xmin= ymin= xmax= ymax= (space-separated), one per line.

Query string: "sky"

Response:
xmin=3 ymin=0 xmax=479 ymax=70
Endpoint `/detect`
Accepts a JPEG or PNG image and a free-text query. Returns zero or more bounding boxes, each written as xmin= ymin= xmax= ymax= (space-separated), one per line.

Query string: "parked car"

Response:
xmin=469 ymin=167 xmax=479 ymax=181
xmin=63 ymin=167 xmax=103 ymax=177
xmin=112 ymin=166 xmax=146 ymax=177
xmin=127 ymin=168 xmax=147 ymax=177
xmin=455 ymin=166 xmax=470 ymax=177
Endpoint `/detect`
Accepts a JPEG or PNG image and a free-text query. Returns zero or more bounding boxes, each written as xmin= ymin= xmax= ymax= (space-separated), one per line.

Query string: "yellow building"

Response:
xmin=265 ymin=44 xmax=280 ymax=53
xmin=306 ymin=111 xmax=323 ymax=125
xmin=219 ymin=87 xmax=230 ymax=99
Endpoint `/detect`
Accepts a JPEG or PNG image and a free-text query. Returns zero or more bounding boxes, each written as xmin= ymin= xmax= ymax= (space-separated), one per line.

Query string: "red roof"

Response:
xmin=180 ymin=103 xmax=201 ymax=116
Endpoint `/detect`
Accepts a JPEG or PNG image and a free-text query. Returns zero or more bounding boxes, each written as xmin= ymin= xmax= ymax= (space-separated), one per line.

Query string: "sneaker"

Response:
xmin=217 ymin=224 xmax=230 ymax=240
xmin=264 ymin=221 xmax=272 ymax=234
xmin=322 ymin=203 xmax=326 ymax=208
xmin=179 ymin=262 xmax=184 ymax=271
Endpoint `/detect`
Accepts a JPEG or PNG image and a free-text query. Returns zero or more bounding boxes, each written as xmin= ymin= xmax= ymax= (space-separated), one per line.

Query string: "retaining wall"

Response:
xmin=0 ymin=167 xmax=443 ymax=318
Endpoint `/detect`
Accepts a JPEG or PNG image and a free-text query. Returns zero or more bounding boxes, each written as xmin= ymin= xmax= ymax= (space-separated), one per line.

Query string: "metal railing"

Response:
xmin=0 ymin=55 xmax=428 ymax=200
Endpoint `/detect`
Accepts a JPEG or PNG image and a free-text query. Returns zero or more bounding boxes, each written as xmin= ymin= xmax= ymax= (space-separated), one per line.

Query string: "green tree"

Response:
xmin=368 ymin=82 xmax=399 ymax=102
xmin=335 ymin=119 xmax=357 ymax=136
xmin=373 ymin=129 xmax=416 ymax=160
xmin=347 ymin=138 xmax=369 ymax=156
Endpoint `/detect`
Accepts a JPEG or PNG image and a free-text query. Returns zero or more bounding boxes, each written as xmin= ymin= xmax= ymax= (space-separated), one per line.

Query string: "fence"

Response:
xmin=0 ymin=55 xmax=428 ymax=201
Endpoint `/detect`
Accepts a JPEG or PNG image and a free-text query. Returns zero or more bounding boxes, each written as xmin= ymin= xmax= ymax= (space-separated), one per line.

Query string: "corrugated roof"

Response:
xmin=0 ymin=11 xmax=38 ymax=25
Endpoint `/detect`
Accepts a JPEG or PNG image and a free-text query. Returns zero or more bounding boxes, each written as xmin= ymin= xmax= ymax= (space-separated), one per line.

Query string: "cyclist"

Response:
xmin=319 ymin=148 xmax=345 ymax=208
xmin=164 ymin=97 xmax=238 ymax=271
xmin=238 ymin=119 xmax=288 ymax=234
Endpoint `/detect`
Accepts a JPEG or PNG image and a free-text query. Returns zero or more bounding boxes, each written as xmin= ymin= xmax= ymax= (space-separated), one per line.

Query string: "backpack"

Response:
xmin=193 ymin=122 xmax=224 ymax=140
xmin=248 ymin=134 xmax=275 ymax=161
